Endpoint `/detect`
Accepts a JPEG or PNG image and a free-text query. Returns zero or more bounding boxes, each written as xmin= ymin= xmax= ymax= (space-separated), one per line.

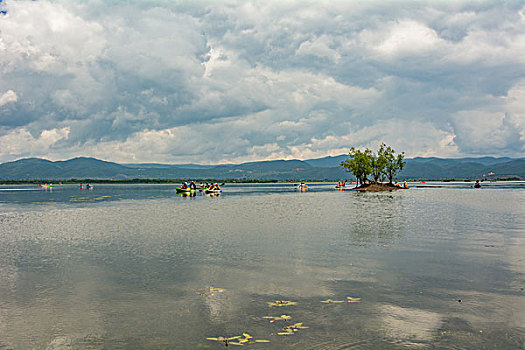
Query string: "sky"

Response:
xmin=0 ymin=0 xmax=524 ymax=164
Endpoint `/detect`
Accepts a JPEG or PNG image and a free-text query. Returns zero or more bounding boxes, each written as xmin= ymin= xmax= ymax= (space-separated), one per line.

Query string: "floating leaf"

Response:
xmin=290 ymin=323 xmax=308 ymax=329
xmin=347 ymin=297 xmax=361 ymax=303
xmin=277 ymin=322 xmax=308 ymax=335
xmin=206 ymin=335 xmax=241 ymax=345
xmin=262 ymin=314 xmax=291 ymax=322
xmin=267 ymin=300 xmax=297 ymax=307
xmin=321 ymin=299 xmax=345 ymax=303
xmin=214 ymin=332 xmax=270 ymax=345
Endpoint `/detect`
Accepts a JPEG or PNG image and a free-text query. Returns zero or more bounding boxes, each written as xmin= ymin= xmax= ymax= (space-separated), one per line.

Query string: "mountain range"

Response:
xmin=0 ymin=155 xmax=523 ymax=181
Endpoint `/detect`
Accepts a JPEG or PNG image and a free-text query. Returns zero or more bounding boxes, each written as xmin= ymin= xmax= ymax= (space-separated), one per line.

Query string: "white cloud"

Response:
xmin=450 ymin=78 xmax=525 ymax=155
xmin=0 ymin=1 xmax=524 ymax=163
xmin=369 ymin=20 xmax=444 ymax=58
xmin=0 ymin=90 xmax=17 ymax=106
xmin=296 ymin=35 xmax=341 ymax=62
xmin=0 ymin=2 xmax=106 ymax=72
xmin=452 ymin=111 xmax=523 ymax=155
xmin=0 ymin=127 xmax=70 ymax=160
xmin=304 ymin=119 xmax=461 ymax=159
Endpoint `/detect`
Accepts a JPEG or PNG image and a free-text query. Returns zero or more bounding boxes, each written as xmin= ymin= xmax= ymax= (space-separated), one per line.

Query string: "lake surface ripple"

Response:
xmin=0 ymin=183 xmax=524 ymax=349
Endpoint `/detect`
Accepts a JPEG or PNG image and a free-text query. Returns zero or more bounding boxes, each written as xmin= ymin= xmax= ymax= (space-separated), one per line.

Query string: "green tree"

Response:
xmin=381 ymin=145 xmax=406 ymax=184
xmin=340 ymin=147 xmax=373 ymax=187
xmin=341 ymin=143 xmax=406 ymax=187
xmin=370 ymin=143 xmax=388 ymax=183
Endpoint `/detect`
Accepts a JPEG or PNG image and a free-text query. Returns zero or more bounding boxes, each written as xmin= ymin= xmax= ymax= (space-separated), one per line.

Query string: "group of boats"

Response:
xmin=176 ymin=182 xmax=222 ymax=195
xmin=37 ymin=183 xmax=54 ymax=188
xmin=38 ymin=183 xmax=93 ymax=190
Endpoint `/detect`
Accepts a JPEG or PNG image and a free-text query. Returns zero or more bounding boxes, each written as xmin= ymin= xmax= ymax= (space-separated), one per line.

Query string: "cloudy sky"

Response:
xmin=0 ymin=0 xmax=524 ymax=164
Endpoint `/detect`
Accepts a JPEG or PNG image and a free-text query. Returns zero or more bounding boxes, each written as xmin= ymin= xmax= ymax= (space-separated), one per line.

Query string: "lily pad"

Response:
xmin=321 ymin=299 xmax=345 ymax=303
xmin=262 ymin=314 xmax=292 ymax=322
xmin=267 ymin=300 xmax=297 ymax=307
xmin=347 ymin=296 xmax=361 ymax=303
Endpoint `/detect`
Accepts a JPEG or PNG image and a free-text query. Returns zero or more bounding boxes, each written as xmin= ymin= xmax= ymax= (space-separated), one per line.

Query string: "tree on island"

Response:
xmin=339 ymin=147 xmax=372 ymax=187
xmin=380 ymin=144 xmax=406 ymax=184
xmin=340 ymin=143 xmax=406 ymax=189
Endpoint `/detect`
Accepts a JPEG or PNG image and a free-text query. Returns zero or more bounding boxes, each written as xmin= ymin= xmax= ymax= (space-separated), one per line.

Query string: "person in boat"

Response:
xmin=208 ymin=183 xmax=214 ymax=190
xmin=474 ymin=180 xmax=481 ymax=188
xmin=213 ymin=183 xmax=221 ymax=190
xmin=403 ymin=181 xmax=408 ymax=189
xmin=181 ymin=182 xmax=189 ymax=189
xmin=189 ymin=181 xmax=196 ymax=190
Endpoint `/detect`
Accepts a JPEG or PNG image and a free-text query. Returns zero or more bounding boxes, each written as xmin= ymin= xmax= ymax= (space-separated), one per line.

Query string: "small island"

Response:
xmin=340 ymin=143 xmax=406 ymax=191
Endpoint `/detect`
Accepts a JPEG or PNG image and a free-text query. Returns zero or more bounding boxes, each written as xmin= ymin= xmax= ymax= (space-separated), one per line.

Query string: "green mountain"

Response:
xmin=0 ymin=157 xmax=135 ymax=179
xmin=398 ymin=158 xmax=525 ymax=179
xmin=304 ymin=155 xmax=349 ymax=167
xmin=0 ymin=156 xmax=523 ymax=181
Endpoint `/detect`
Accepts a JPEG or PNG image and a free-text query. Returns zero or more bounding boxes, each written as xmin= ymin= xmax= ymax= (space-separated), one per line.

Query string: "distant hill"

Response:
xmin=0 ymin=156 xmax=523 ymax=181
xmin=0 ymin=157 xmax=136 ymax=179
xmin=304 ymin=155 xmax=348 ymax=167
xmin=398 ymin=158 xmax=525 ymax=180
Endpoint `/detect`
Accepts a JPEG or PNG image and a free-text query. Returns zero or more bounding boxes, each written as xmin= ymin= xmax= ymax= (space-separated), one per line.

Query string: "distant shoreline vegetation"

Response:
xmin=0 ymin=179 xmax=286 ymax=185
xmin=1 ymin=178 xmax=521 ymax=186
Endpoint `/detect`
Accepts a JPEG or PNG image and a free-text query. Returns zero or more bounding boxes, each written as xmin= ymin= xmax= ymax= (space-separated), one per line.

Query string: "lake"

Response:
xmin=0 ymin=182 xmax=524 ymax=349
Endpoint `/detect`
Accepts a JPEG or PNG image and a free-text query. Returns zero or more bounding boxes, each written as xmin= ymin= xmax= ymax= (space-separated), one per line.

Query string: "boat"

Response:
xmin=176 ymin=187 xmax=195 ymax=193
xmin=205 ymin=189 xmax=221 ymax=194
xmin=395 ymin=181 xmax=409 ymax=189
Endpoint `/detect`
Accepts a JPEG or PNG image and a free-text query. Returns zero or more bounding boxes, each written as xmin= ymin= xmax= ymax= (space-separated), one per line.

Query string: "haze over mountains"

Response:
xmin=0 ymin=156 xmax=523 ymax=181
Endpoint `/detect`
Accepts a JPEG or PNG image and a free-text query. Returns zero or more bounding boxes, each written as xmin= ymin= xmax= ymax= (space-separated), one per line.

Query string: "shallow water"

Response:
xmin=0 ymin=183 xmax=524 ymax=349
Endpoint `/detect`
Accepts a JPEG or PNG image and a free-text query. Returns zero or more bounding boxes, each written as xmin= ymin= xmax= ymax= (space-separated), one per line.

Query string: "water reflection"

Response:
xmin=0 ymin=186 xmax=523 ymax=348
xmin=380 ymin=304 xmax=443 ymax=345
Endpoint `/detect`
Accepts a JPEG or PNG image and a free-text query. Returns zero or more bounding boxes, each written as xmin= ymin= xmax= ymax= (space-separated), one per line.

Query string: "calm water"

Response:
xmin=0 ymin=183 xmax=524 ymax=349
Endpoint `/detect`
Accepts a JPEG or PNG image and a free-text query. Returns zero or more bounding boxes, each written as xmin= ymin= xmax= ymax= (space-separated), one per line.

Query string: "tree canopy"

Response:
xmin=340 ymin=143 xmax=405 ymax=186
